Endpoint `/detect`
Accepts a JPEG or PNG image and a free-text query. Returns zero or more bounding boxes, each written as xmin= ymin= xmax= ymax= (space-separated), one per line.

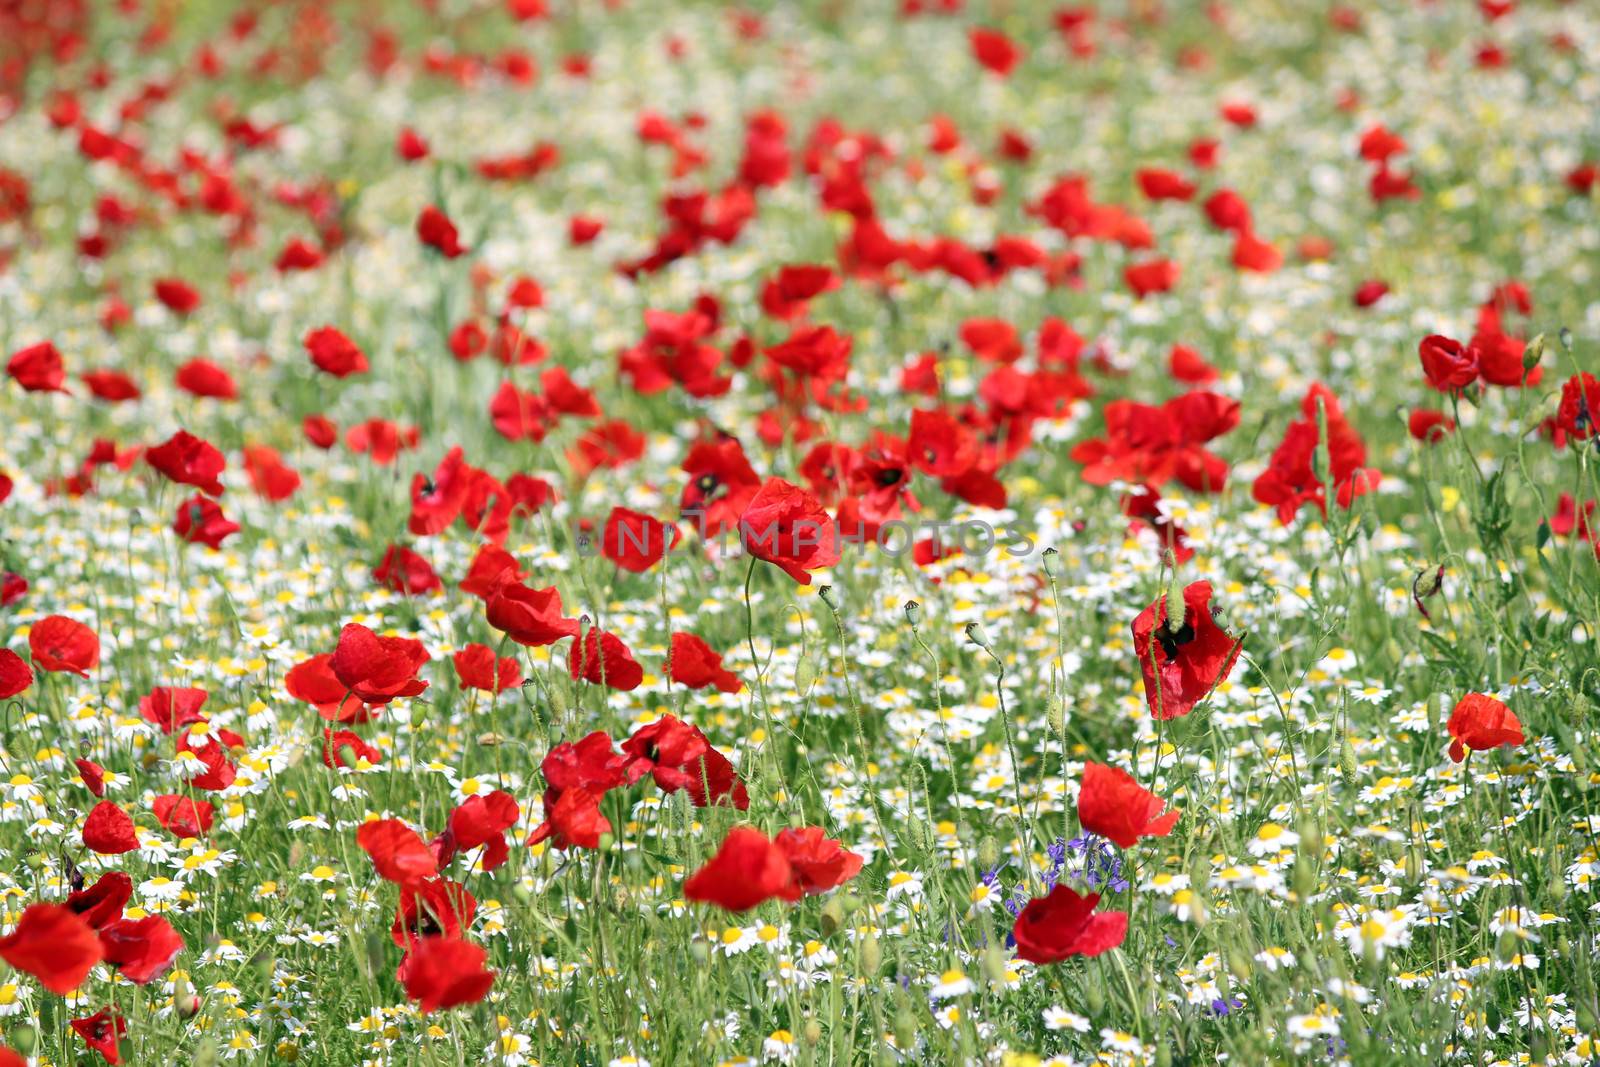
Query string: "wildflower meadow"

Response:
xmin=2 ymin=1 xmax=1600 ymax=1065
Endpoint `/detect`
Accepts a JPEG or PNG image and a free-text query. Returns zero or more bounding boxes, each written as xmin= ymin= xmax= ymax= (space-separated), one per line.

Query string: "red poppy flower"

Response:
xmin=275 ymin=236 xmax=324 ymax=271
xmin=1256 ymin=384 xmax=1381 ymax=521
xmin=97 ymin=915 xmax=183 ymax=984
xmin=568 ymin=629 xmax=644 ymax=691
xmin=1408 ymin=409 xmax=1456 ymax=443
xmin=83 ymin=800 xmax=139 ymax=854
xmin=28 ymin=615 xmax=99 ymax=676
xmin=447 ymin=791 xmax=519 ymax=871
xmin=486 ymin=581 xmax=580 ymax=646
xmin=1557 ymin=373 xmax=1599 ymax=441
xmin=1124 ymin=257 xmax=1180 ymax=297
xmin=242 ymin=445 xmax=301 ymax=502
xmin=668 ymin=632 xmax=742 ymax=693
xmin=81 ymin=368 xmax=141 ymax=402
xmin=391 ymin=878 xmax=476 ymax=948
xmin=969 ymin=27 xmax=1022 ymax=76
xmin=1077 ymin=761 xmax=1181 ymax=848
xmin=760 ymin=264 xmax=837 ymax=320
xmin=740 ymin=477 xmax=841 ymax=585
xmin=71 ymin=1009 xmax=128 ymax=1064
xmin=488 ymin=380 xmax=550 ymax=442
xmin=1070 ymin=391 xmax=1239 ymax=493
xmin=403 ymin=936 xmax=495 ymax=1013
xmin=173 ymin=494 xmax=240 ymax=549
xmin=1136 ymin=168 xmax=1196 ymax=201
xmin=1353 ymin=279 xmax=1390 ymax=307
xmin=373 ymin=544 xmax=442 ymax=595
xmin=7 ymin=340 xmax=68 ymax=392
xmin=774 ymin=826 xmax=863 ymax=895
xmin=358 ymin=819 xmax=439 ymax=886
xmin=416 ymin=205 xmax=465 ymax=258
xmin=528 ymin=785 xmax=611 ymax=849
xmin=331 ymin=623 xmax=429 ymax=704
xmin=684 ymin=827 xmax=802 ymax=912
xmin=0 ymin=903 xmax=104 ymax=993
xmin=151 ymin=795 xmax=214 ymax=838
xmin=286 ymin=653 xmax=371 ymax=723
xmin=153 ymin=277 xmax=200 ymax=314
xmin=599 ymin=507 xmax=681 ymax=572
xmin=66 ymin=872 xmax=133 ymax=930
xmin=174 ymin=357 xmax=237 ymax=400
xmin=304 ymin=325 xmax=369 ymax=377
xmin=146 ymin=429 xmax=226 ymax=496
xmin=0 ymin=572 xmax=24 ymax=606
xmin=1168 ymin=345 xmax=1218 ymax=384
xmin=1418 ymin=334 xmax=1477 ymax=392
xmin=542 ymin=731 xmax=633 ymax=796
xmin=1011 ymin=886 xmax=1128 ymax=963
xmin=397 ymin=126 xmax=430 ymax=160
xmin=323 ymin=728 xmax=383 ymax=769
xmin=1447 ymin=693 xmax=1524 ymax=763
xmin=452 ymin=643 xmax=523 ymax=693
xmin=0 ymin=649 xmax=31 ymax=699
xmin=681 ymin=438 xmax=761 ymax=537
xmin=77 ymin=757 xmax=105 ymax=796
xmin=622 ymin=715 xmax=748 ymax=809
xmin=1130 ymin=580 xmax=1242 ymax=720
xmin=1203 ymin=189 xmax=1252 ymax=232
xmin=303 ymin=414 xmax=338 ymax=449
xmin=460 ymin=543 xmax=525 ymax=600
xmin=139 ymin=686 xmax=209 ymax=734
xmin=346 ymin=418 xmax=420 ymax=464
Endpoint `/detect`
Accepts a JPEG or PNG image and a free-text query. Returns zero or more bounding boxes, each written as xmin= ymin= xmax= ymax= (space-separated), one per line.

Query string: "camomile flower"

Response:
xmin=931 ymin=969 xmax=974 ymax=999
xmin=1246 ymin=822 xmax=1298 ymax=856
xmin=1043 ymin=1006 xmax=1090 ymax=1032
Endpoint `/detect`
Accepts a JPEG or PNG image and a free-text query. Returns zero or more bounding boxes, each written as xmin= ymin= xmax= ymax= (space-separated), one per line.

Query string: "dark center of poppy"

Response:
xmin=874 ymin=466 xmax=904 ymax=488
xmin=1155 ymin=621 xmax=1196 ymax=660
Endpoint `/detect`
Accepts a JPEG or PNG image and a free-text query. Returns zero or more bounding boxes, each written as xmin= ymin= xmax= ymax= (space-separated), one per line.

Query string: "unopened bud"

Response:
xmin=820 ymin=897 xmax=845 ymax=936
xmin=803 ymin=1019 xmax=822 ymax=1046
xmin=860 ymin=934 xmax=882 ymax=977
xmin=977 ymin=837 xmax=1000 ymax=871
xmin=982 ymin=944 xmax=1008 ymax=984
xmin=1524 ymin=333 xmax=1545 ymax=371
xmin=7 ymin=1025 xmax=36 ymax=1056
xmin=1340 ymin=736 xmax=1359 ymax=786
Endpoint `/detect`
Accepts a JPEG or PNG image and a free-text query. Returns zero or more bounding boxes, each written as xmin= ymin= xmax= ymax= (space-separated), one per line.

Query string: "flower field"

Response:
xmin=2 ymin=0 xmax=1600 ymax=1064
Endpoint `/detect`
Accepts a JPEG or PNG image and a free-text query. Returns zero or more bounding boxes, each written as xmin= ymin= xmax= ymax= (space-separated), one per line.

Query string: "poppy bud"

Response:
xmin=1047 ymin=698 xmax=1065 ymax=733
xmin=893 ymin=1007 xmax=918 ymax=1049
xmin=1524 ymin=333 xmax=1545 ymax=371
xmin=1339 ymin=736 xmax=1358 ymax=786
xmin=1293 ymin=855 xmax=1317 ymax=900
xmin=690 ymin=941 xmax=710 ymax=965
xmin=477 ymin=732 xmax=504 ymax=747
xmin=860 ymin=934 xmax=881 ymax=976
xmin=1085 ymin=979 xmax=1105 ymax=1015
xmin=982 ymin=944 xmax=1008 ymax=985
xmin=1312 ymin=396 xmax=1332 ymax=484
xmin=903 ymin=600 xmax=921 ymax=628
xmin=8 ymin=1024 xmax=36 ymax=1055
xmin=1156 ymin=1045 xmax=1173 ymax=1067
xmin=1580 ymin=1000 xmax=1599 ymax=1034
xmin=195 ymin=1037 xmax=220 ymax=1067
xmin=276 ymin=1042 xmax=301 ymax=1062
xmin=1404 ymin=847 xmax=1425 ymax=882
xmin=1041 ymin=546 xmax=1060 ymax=577
xmin=1227 ymin=947 xmax=1251 ymax=980
xmin=1162 ymin=568 xmax=1185 ymax=637
xmin=977 ymin=836 xmax=1000 ymax=871
xmin=820 ymin=897 xmax=845 ymax=935
xmin=963 ymin=622 xmax=991 ymax=650
xmin=794 ymin=657 xmax=817 ymax=694
xmin=817 ymin=584 xmax=839 ymax=611
xmin=803 ymin=1018 xmax=822 ymax=1046
xmin=547 ymin=681 xmax=570 ymax=718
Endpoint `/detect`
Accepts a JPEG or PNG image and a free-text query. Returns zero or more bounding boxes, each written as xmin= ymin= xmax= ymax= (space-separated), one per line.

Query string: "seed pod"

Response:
xmin=964 ymin=622 xmax=991 ymax=650
xmin=818 ymin=584 xmax=839 ymax=611
xmin=1163 ymin=568 xmax=1186 ymax=634
xmin=903 ymin=600 xmax=922 ymax=628
xmin=1041 ymin=547 xmax=1061 ymax=577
